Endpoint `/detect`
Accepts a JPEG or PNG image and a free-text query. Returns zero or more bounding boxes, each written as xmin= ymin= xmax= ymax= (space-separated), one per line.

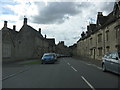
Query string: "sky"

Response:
xmin=0 ymin=0 xmax=116 ymax=46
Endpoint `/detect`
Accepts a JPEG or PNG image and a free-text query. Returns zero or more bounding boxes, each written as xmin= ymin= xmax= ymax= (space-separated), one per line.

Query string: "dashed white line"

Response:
xmin=81 ymin=76 xmax=95 ymax=90
xmin=67 ymin=62 xmax=70 ymax=65
xmin=71 ymin=66 xmax=77 ymax=72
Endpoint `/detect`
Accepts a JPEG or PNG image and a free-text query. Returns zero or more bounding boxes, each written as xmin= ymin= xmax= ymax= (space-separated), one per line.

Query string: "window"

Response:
xmin=98 ymin=48 xmax=102 ymax=56
xmin=106 ymin=46 xmax=110 ymax=53
xmin=3 ymin=44 xmax=11 ymax=58
xmin=90 ymin=49 xmax=92 ymax=55
xmin=111 ymin=52 xmax=117 ymax=59
xmin=98 ymin=34 xmax=102 ymax=43
xmin=106 ymin=30 xmax=109 ymax=41
xmin=106 ymin=48 xmax=109 ymax=52
xmin=115 ymin=29 xmax=119 ymax=39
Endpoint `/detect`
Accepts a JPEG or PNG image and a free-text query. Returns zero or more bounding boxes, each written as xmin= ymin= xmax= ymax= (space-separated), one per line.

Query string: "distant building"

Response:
xmin=56 ymin=41 xmax=70 ymax=55
xmin=77 ymin=2 xmax=120 ymax=60
xmin=69 ymin=44 xmax=77 ymax=56
xmin=1 ymin=18 xmax=56 ymax=62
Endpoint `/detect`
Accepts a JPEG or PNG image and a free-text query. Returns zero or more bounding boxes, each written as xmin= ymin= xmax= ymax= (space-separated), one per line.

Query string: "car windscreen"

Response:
xmin=44 ymin=55 xmax=53 ymax=57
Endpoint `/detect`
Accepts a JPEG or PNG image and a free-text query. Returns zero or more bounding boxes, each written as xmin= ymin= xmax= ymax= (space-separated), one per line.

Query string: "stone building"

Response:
xmin=69 ymin=43 xmax=77 ymax=56
xmin=1 ymin=21 xmax=18 ymax=61
xmin=56 ymin=41 xmax=70 ymax=56
xmin=1 ymin=18 xmax=56 ymax=62
xmin=77 ymin=2 xmax=120 ymax=60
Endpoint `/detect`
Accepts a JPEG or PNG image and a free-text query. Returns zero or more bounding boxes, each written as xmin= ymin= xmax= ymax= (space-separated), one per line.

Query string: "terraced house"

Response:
xmin=1 ymin=18 xmax=56 ymax=62
xmin=77 ymin=2 xmax=120 ymax=60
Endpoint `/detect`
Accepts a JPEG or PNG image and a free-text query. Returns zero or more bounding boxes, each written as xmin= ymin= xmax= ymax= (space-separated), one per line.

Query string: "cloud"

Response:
xmin=0 ymin=7 xmax=15 ymax=15
xmin=72 ymin=36 xmax=80 ymax=40
xmin=0 ymin=0 xmax=115 ymax=46
xmin=32 ymin=2 xmax=82 ymax=24
xmin=92 ymin=2 xmax=114 ymax=15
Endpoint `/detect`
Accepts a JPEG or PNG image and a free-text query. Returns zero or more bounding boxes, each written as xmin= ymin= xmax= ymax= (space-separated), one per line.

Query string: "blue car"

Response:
xmin=41 ymin=53 xmax=56 ymax=64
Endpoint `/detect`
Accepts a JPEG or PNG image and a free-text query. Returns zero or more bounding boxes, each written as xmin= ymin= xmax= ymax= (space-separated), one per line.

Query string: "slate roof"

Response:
xmin=18 ymin=24 xmax=43 ymax=39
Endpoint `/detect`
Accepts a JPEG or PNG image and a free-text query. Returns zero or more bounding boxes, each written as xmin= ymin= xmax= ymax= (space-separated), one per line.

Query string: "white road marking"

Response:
xmin=86 ymin=63 xmax=92 ymax=66
xmin=71 ymin=66 xmax=77 ymax=72
xmin=96 ymin=67 xmax=102 ymax=70
xmin=67 ymin=62 xmax=70 ymax=66
xmin=2 ymin=67 xmax=31 ymax=81
xmin=85 ymin=63 xmax=102 ymax=70
xmin=91 ymin=64 xmax=102 ymax=70
xmin=81 ymin=76 xmax=95 ymax=90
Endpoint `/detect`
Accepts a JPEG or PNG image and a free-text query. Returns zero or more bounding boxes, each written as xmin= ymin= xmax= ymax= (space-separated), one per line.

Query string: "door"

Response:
xmin=93 ymin=48 xmax=95 ymax=59
xmin=2 ymin=43 xmax=11 ymax=58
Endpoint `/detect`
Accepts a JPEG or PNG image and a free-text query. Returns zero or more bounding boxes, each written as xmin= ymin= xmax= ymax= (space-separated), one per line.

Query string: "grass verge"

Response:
xmin=22 ymin=60 xmax=41 ymax=65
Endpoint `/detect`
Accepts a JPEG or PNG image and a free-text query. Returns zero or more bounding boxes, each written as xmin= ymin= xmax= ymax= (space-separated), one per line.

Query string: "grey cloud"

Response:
xmin=32 ymin=2 xmax=81 ymax=24
xmin=32 ymin=2 xmax=114 ymax=24
xmin=98 ymin=2 xmax=114 ymax=14
xmin=76 ymin=2 xmax=93 ymax=8
xmin=72 ymin=36 xmax=80 ymax=40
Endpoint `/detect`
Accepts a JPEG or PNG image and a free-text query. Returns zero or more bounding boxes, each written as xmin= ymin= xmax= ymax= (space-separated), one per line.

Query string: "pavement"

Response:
xmin=72 ymin=56 xmax=102 ymax=67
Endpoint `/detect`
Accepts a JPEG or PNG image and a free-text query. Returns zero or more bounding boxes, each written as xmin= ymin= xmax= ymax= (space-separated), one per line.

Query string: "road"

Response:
xmin=2 ymin=57 xmax=120 ymax=89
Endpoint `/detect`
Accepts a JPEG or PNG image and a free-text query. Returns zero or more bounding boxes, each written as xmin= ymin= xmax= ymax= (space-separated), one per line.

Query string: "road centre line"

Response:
xmin=67 ymin=62 xmax=70 ymax=65
xmin=81 ymin=76 xmax=95 ymax=90
xmin=71 ymin=66 xmax=77 ymax=72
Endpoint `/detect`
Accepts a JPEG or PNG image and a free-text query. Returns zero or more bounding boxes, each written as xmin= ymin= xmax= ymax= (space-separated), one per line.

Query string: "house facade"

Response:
xmin=56 ymin=41 xmax=70 ymax=56
xmin=77 ymin=2 xmax=120 ymax=60
xmin=1 ymin=18 xmax=56 ymax=62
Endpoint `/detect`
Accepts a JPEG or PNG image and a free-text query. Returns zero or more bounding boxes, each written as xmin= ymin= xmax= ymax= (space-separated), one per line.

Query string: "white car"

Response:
xmin=102 ymin=51 xmax=120 ymax=75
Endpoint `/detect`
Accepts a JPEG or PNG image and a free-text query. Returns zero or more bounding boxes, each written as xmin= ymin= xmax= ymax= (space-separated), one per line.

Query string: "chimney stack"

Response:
xmin=39 ymin=28 xmax=41 ymax=33
xmin=98 ymin=12 xmax=103 ymax=16
xmin=45 ymin=34 xmax=47 ymax=38
xmin=87 ymin=25 xmax=90 ymax=31
xmin=13 ymin=25 xmax=16 ymax=31
xmin=24 ymin=17 xmax=27 ymax=25
xmin=4 ymin=21 xmax=7 ymax=28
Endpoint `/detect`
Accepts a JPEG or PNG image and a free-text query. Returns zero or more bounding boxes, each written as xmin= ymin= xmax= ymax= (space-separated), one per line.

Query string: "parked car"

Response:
xmin=41 ymin=53 xmax=57 ymax=64
xmin=102 ymin=51 xmax=120 ymax=74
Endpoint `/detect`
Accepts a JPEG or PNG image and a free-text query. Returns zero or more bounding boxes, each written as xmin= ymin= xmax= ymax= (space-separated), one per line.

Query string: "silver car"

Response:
xmin=102 ymin=51 xmax=120 ymax=74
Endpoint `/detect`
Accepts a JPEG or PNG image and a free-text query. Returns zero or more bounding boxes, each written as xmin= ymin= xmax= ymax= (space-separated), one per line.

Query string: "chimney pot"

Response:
xmin=4 ymin=21 xmax=7 ymax=27
xmin=98 ymin=12 xmax=103 ymax=16
xmin=24 ymin=17 xmax=27 ymax=25
xmin=39 ymin=28 xmax=41 ymax=33
xmin=45 ymin=34 xmax=47 ymax=38
xmin=13 ymin=25 xmax=16 ymax=31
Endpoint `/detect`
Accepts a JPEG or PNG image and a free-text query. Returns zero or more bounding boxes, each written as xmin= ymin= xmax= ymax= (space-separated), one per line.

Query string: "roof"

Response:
xmin=46 ymin=38 xmax=55 ymax=46
xmin=1 ymin=27 xmax=18 ymax=47
xmin=18 ymin=24 xmax=43 ymax=39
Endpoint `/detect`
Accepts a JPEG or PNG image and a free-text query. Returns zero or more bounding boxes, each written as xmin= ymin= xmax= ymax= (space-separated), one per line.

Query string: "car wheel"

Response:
xmin=102 ymin=64 xmax=106 ymax=72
